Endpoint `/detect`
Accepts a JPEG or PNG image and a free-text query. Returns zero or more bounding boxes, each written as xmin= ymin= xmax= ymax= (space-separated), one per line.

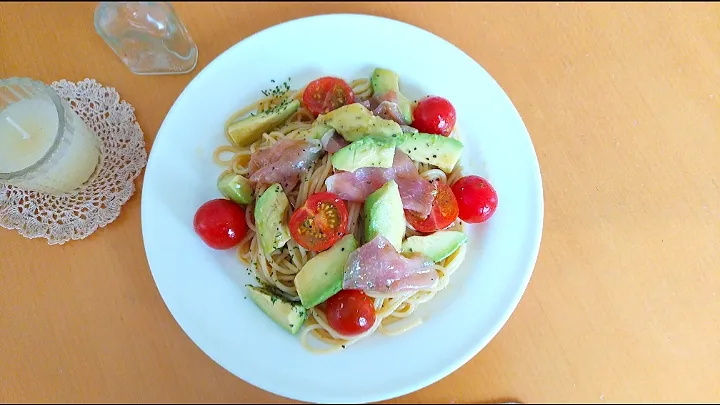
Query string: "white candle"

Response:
xmin=0 ymin=79 xmax=102 ymax=195
xmin=0 ymin=99 xmax=58 ymax=173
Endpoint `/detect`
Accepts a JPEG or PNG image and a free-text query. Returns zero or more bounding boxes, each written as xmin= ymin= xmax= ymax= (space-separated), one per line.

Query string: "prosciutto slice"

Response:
xmin=343 ymin=235 xmax=438 ymax=293
xmin=248 ymin=139 xmax=322 ymax=192
xmin=325 ymin=150 xmax=435 ymax=216
xmin=373 ymin=100 xmax=408 ymax=126
xmin=320 ymin=129 xmax=349 ymax=153
xmin=362 ymin=92 xmax=410 ymax=125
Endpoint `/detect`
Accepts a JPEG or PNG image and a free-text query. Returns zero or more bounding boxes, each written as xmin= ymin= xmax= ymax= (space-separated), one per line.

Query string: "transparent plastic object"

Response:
xmin=94 ymin=2 xmax=198 ymax=75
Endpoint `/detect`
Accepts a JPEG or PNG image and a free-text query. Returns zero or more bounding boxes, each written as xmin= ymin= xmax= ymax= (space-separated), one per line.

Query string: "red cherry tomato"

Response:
xmin=325 ymin=290 xmax=376 ymax=336
xmin=302 ymin=77 xmax=355 ymax=116
xmin=412 ymin=96 xmax=457 ymax=136
xmin=289 ymin=192 xmax=349 ymax=252
xmin=451 ymin=175 xmax=498 ymax=223
xmin=193 ymin=199 xmax=247 ymax=250
xmin=405 ymin=181 xmax=459 ymax=233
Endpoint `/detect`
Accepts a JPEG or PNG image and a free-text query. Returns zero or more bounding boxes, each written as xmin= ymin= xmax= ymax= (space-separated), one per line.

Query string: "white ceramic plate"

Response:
xmin=141 ymin=13 xmax=543 ymax=404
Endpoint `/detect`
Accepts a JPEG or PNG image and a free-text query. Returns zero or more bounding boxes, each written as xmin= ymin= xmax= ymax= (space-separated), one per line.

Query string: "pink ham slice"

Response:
xmin=320 ymin=130 xmax=350 ymax=154
xmin=248 ymin=139 xmax=322 ymax=193
xmin=363 ymin=92 xmax=410 ymax=125
xmin=343 ymin=235 xmax=438 ymax=293
xmin=325 ymin=150 xmax=435 ymax=217
xmin=373 ymin=100 xmax=408 ymax=126
xmin=396 ymin=177 xmax=435 ymax=216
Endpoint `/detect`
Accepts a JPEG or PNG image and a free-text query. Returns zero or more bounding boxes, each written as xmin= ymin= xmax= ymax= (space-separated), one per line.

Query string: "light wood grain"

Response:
xmin=1 ymin=2 xmax=719 ymax=403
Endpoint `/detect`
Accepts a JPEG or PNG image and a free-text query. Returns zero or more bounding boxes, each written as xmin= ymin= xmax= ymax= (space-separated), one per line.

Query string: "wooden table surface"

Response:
xmin=1 ymin=2 xmax=719 ymax=403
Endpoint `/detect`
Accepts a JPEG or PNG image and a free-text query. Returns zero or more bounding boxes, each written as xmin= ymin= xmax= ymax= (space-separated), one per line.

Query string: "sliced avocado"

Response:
xmin=371 ymin=68 xmax=413 ymax=124
xmin=296 ymin=123 xmax=332 ymax=140
xmin=401 ymin=231 xmax=468 ymax=262
xmin=295 ymin=235 xmax=358 ymax=308
xmin=217 ymin=173 xmax=254 ymax=205
xmin=227 ymin=99 xmax=300 ymax=147
xmin=254 ymin=183 xmax=292 ymax=256
xmin=331 ymin=136 xmax=397 ymax=172
xmin=246 ymin=285 xmax=307 ymax=334
xmin=318 ymin=103 xmax=402 ymax=142
xmin=396 ymin=132 xmax=463 ymax=172
xmin=364 ymin=180 xmax=405 ymax=250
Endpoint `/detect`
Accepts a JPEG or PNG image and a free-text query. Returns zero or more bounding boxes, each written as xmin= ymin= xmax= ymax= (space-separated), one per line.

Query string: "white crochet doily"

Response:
xmin=0 ymin=79 xmax=147 ymax=245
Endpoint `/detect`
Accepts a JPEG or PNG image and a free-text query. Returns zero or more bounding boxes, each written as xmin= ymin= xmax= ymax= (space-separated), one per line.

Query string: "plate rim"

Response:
xmin=141 ymin=12 xmax=544 ymax=403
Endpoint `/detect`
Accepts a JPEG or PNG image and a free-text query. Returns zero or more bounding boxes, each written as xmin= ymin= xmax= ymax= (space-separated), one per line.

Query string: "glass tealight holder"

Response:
xmin=0 ymin=78 xmax=102 ymax=195
xmin=94 ymin=2 xmax=198 ymax=75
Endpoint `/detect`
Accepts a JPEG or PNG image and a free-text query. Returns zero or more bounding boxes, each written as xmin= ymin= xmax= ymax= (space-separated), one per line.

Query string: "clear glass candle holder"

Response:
xmin=94 ymin=2 xmax=198 ymax=75
xmin=0 ymin=78 xmax=102 ymax=195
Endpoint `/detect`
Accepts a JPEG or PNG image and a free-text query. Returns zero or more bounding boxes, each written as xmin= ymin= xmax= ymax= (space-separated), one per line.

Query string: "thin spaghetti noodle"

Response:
xmin=213 ymin=77 xmax=467 ymax=353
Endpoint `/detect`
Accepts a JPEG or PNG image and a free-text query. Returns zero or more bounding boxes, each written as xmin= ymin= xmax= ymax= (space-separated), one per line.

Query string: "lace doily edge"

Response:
xmin=1 ymin=180 xmax=141 ymax=246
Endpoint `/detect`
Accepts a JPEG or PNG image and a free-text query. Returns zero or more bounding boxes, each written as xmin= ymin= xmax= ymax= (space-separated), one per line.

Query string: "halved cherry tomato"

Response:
xmin=302 ymin=77 xmax=355 ymax=116
xmin=451 ymin=175 xmax=498 ymax=223
xmin=405 ymin=181 xmax=459 ymax=233
xmin=325 ymin=289 xmax=376 ymax=336
xmin=412 ymin=96 xmax=457 ymax=136
xmin=289 ymin=192 xmax=348 ymax=252
xmin=193 ymin=199 xmax=248 ymax=250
